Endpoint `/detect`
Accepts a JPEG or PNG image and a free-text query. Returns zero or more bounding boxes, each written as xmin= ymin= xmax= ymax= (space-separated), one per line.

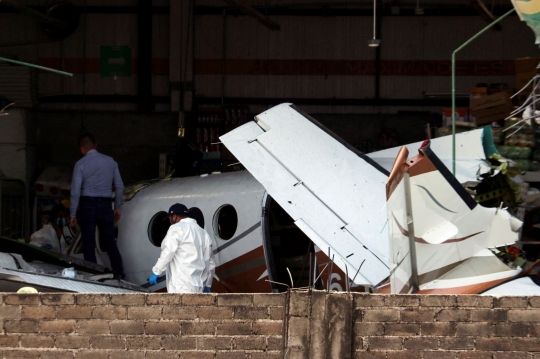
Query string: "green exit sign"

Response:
xmin=100 ymin=46 xmax=131 ymax=77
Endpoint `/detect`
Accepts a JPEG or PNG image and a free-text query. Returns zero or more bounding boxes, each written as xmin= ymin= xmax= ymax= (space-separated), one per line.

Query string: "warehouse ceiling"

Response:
xmin=0 ymin=0 xmax=515 ymax=16
xmin=195 ymin=0 xmax=515 ymax=17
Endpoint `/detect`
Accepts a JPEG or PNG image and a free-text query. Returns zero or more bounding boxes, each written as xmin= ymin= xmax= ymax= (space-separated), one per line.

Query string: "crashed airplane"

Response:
xmin=3 ymin=107 xmax=531 ymax=294
xmin=117 ymin=103 xmax=537 ymax=295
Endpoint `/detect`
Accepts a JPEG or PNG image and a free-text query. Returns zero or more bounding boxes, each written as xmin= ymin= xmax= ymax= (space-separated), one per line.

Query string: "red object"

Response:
xmin=421 ymin=140 xmax=430 ymax=148
xmin=508 ymin=246 xmax=521 ymax=259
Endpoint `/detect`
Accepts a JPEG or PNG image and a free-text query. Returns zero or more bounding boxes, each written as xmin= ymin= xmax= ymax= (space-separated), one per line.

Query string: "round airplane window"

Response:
xmin=187 ymin=207 xmax=205 ymax=228
xmin=213 ymin=205 xmax=238 ymax=240
xmin=148 ymin=211 xmax=171 ymax=247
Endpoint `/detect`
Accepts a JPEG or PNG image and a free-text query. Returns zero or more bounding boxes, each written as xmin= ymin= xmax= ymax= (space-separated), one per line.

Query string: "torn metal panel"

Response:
xmin=368 ymin=129 xmax=488 ymax=184
xmin=220 ymin=104 xmax=390 ymax=286
xmin=385 ymin=142 xmax=522 ymax=294
xmin=0 ymin=236 xmax=107 ymax=274
xmin=0 ymin=268 xmax=144 ymax=293
xmin=0 ymin=238 xmax=147 ymax=293
xmin=0 ymin=252 xmax=18 ymax=270
xmin=419 ymin=249 xmax=520 ymax=292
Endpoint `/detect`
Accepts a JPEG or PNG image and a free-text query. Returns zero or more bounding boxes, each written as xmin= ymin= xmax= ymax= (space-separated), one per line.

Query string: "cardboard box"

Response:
xmin=473 ymin=104 xmax=513 ymax=125
xmin=515 ymin=57 xmax=540 ymax=73
xmin=515 ymin=57 xmax=540 ymax=89
xmin=470 ymin=87 xmax=487 ymax=96
xmin=470 ymin=87 xmax=487 ymax=108
xmin=471 ymin=92 xmax=511 ymax=112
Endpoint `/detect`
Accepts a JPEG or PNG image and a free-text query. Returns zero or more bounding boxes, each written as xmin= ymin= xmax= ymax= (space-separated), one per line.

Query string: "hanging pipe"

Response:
xmin=451 ymin=8 xmax=514 ymax=175
xmin=0 ymin=56 xmax=72 ymax=76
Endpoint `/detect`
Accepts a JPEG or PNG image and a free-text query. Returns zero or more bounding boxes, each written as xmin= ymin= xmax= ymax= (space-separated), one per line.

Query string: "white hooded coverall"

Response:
xmin=152 ymin=218 xmax=215 ymax=293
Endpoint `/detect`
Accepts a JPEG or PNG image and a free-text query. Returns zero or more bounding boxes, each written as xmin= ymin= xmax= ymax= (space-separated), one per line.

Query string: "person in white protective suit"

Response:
xmin=148 ymin=203 xmax=215 ymax=293
xmin=30 ymin=203 xmax=76 ymax=254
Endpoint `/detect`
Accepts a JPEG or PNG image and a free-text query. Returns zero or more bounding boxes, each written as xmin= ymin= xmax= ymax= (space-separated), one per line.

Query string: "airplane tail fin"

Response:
xmin=386 ymin=141 xmax=522 ymax=294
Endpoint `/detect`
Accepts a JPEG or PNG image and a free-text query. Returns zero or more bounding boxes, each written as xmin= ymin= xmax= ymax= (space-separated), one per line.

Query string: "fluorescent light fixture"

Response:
xmin=415 ymin=0 xmax=424 ymax=15
xmin=369 ymin=0 xmax=380 ymax=47
xmin=368 ymin=39 xmax=381 ymax=47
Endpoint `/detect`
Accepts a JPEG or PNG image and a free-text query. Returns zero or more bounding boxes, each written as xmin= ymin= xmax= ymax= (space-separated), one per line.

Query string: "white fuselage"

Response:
xmin=117 ymin=171 xmax=266 ymax=290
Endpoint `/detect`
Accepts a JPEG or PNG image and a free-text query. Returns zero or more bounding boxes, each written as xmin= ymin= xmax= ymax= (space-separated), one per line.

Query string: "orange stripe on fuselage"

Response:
xmin=216 ymin=246 xmax=265 ymax=272
xmin=214 ymin=246 xmax=269 ymax=293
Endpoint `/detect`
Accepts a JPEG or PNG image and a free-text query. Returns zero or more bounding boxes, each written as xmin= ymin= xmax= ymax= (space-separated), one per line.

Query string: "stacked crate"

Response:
xmin=471 ymin=92 xmax=513 ymax=125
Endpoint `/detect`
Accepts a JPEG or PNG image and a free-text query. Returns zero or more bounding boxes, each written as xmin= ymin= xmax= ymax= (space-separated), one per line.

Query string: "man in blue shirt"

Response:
xmin=69 ymin=133 xmax=124 ymax=278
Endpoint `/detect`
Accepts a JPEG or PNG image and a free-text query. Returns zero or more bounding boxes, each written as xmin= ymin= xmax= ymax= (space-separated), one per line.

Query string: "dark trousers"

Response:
xmin=77 ymin=197 xmax=124 ymax=275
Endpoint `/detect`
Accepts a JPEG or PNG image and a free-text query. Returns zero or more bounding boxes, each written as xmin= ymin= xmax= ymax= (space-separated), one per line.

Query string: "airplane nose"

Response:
xmin=510 ymin=216 xmax=523 ymax=232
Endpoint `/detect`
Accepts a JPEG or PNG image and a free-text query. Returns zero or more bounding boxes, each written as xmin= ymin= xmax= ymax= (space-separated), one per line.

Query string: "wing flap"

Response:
xmin=221 ymin=117 xmax=389 ymax=286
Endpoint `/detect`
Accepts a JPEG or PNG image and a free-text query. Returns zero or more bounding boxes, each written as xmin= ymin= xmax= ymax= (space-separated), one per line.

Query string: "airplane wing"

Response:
xmin=511 ymin=0 xmax=540 ymax=45
xmin=368 ymin=129 xmax=489 ymax=184
xmin=220 ymin=103 xmax=390 ymax=286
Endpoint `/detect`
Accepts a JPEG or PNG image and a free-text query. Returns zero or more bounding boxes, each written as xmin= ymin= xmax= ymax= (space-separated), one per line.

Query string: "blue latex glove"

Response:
xmin=148 ymin=273 xmax=159 ymax=285
xmin=203 ymin=286 xmax=211 ymax=293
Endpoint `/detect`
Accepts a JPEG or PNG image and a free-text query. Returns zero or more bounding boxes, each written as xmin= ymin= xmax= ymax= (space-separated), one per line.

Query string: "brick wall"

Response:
xmin=285 ymin=291 xmax=540 ymax=359
xmin=0 ymin=293 xmax=285 ymax=359
xmin=2 ymin=291 xmax=540 ymax=359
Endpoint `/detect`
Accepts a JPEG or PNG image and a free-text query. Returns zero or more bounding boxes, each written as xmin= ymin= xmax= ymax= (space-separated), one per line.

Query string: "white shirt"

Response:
xmin=30 ymin=224 xmax=74 ymax=254
xmin=152 ymin=218 xmax=215 ymax=293
xmin=70 ymin=149 xmax=124 ymax=218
